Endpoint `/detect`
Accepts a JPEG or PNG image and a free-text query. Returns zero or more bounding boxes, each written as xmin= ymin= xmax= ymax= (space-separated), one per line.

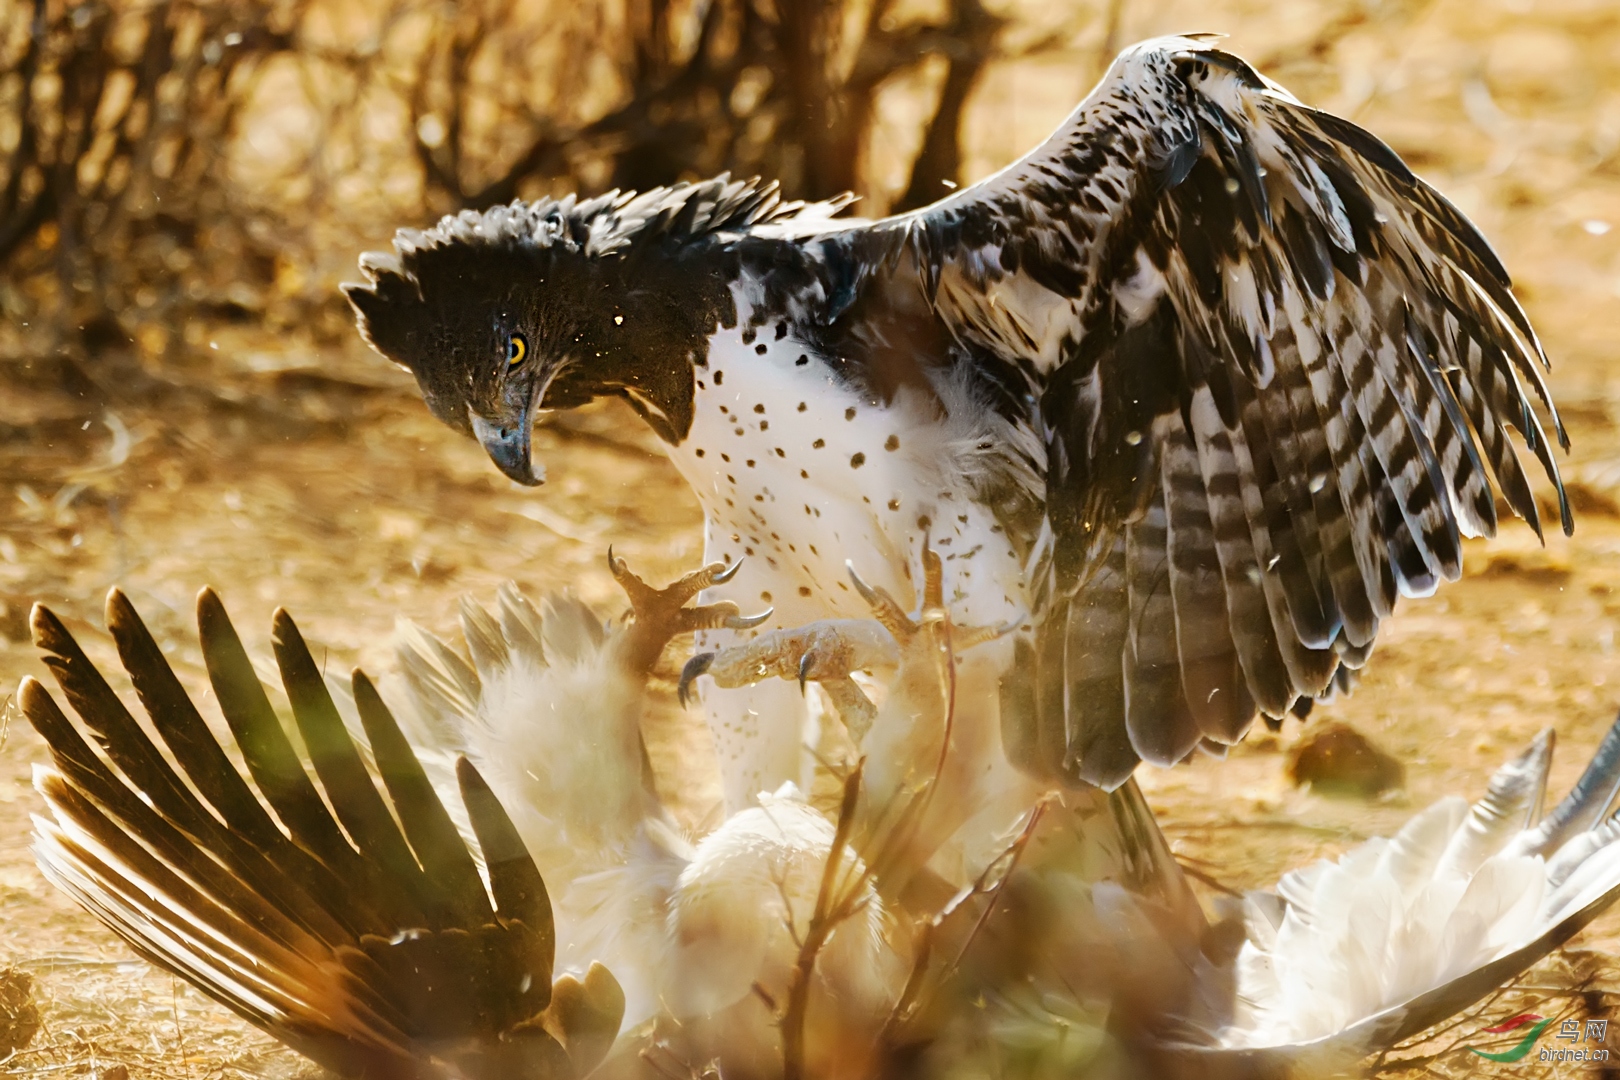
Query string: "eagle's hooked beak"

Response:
xmin=471 ymin=413 xmax=544 ymax=486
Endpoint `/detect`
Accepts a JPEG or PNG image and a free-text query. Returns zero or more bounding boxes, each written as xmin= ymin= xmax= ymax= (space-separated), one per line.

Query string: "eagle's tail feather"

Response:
xmin=1055 ymin=548 xmax=1137 ymax=788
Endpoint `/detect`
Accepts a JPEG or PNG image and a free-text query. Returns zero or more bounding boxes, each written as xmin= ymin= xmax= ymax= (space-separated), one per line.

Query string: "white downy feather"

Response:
xmin=665 ymin=783 xmax=895 ymax=1018
xmin=1212 ymin=724 xmax=1620 ymax=1058
xmin=389 ymin=583 xmax=904 ymax=1027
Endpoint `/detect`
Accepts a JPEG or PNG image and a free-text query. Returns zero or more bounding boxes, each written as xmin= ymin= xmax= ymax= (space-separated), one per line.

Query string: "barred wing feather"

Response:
xmin=849 ymin=35 xmax=1568 ymax=787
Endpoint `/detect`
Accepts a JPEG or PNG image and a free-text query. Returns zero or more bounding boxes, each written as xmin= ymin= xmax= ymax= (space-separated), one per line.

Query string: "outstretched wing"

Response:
xmin=854 ymin=36 xmax=1568 ymax=788
xmin=23 ymin=588 xmax=623 ymax=1078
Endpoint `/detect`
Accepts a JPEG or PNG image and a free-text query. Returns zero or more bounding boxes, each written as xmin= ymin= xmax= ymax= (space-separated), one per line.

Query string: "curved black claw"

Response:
xmin=798 ymin=651 xmax=814 ymax=694
xmin=678 ymin=653 xmax=716 ymax=708
xmin=846 ymin=560 xmax=882 ymax=608
xmin=726 ymin=607 xmax=773 ymax=631
xmin=711 ymin=557 xmax=745 ymax=585
xmin=845 ymin=561 xmax=914 ymax=639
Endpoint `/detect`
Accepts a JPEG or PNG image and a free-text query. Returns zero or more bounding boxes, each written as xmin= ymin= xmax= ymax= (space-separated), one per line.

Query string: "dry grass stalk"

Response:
xmin=778 ymin=760 xmax=867 ymax=1080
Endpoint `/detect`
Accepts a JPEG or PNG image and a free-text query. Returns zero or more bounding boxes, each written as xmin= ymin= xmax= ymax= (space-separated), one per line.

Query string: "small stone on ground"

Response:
xmin=1286 ymin=721 xmax=1405 ymax=798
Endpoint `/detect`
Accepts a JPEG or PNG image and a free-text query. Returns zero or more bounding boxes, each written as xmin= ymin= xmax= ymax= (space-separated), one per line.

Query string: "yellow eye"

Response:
xmin=505 ymin=333 xmax=528 ymax=368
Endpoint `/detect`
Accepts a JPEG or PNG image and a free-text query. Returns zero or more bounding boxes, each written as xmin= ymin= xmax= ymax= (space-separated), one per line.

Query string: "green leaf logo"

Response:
xmin=1468 ymin=1014 xmax=1554 ymax=1063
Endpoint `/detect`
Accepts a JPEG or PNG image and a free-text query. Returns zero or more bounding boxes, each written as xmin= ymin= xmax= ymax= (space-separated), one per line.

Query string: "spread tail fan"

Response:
xmin=21 ymin=588 xmax=625 ymax=1080
xmin=1146 ymin=713 xmax=1620 ymax=1075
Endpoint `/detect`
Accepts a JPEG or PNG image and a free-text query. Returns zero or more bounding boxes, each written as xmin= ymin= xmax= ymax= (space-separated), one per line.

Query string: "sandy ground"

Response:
xmin=7 ymin=0 xmax=1620 ymax=1074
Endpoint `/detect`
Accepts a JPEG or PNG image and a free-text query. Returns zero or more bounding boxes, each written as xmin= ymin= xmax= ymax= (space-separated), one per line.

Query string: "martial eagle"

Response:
xmin=345 ymin=36 xmax=1567 ymax=799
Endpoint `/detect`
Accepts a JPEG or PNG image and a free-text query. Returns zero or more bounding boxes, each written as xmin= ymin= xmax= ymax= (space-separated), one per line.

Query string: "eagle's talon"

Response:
xmin=605 ymin=552 xmax=774 ymax=672
xmin=679 ymin=653 xmax=715 ymax=707
xmin=673 ymin=619 xmax=898 ymax=742
xmin=608 ymin=550 xmax=750 ymax=614
xmin=845 ymin=548 xmax=1004 ymax=651
xmin=605 ymin=544 xmax=636 ymax=590
xmin=844 ymin=562 xmax=914 ymax=640
xmin=722 ymin=606 xmax=772 ymax=631
xmin=845 ymin=560 xmax=882 ymax=608
xmin=954 ymin=620 xmax=1019 ymax=651
xmin=667 ymin=555 xmax=745 ymax=601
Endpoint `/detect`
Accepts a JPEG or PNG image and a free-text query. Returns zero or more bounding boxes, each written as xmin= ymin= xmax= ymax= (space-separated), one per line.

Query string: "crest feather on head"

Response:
xmin=341 ymin=175 xmax=850 ymax=367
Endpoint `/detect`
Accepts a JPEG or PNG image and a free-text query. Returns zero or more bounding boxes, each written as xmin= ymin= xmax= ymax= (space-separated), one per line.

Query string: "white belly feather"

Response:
xmin=661 ymin=314 xmax=1033 ymax=814
xmin=665 ymin=326 xmax=1027 ymax=632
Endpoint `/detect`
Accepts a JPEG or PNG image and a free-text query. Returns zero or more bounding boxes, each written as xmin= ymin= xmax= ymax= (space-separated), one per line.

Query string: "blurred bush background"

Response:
xmin=3 ymin=0 xmax=1620 ymax=1075
xmin=0 ymin=0 xmax=1078 ymax=396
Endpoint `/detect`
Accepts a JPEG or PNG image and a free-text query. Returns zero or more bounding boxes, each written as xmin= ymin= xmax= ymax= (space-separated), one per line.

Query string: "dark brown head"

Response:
xmin=344 ymin=182 xmax=784 ymax=484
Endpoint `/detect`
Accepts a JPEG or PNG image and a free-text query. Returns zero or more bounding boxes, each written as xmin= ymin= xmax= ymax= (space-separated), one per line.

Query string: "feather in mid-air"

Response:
xmin=346 ymin=35 xmax=1570 ymax=806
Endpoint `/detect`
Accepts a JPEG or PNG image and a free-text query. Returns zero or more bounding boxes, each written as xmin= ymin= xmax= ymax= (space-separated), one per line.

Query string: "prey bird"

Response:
xmin=1132 ymin=720 xmax=1620 ymax=1076
xmin=344 ymin=36 xmax=1570 ymax=820
xmin=20 ymin=565 xmax=911 ymax=1079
